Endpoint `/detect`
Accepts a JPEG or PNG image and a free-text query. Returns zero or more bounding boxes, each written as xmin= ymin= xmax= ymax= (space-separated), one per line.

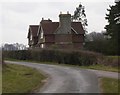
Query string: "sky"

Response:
xmin=0 ymin=0 xmax=115 ymax=46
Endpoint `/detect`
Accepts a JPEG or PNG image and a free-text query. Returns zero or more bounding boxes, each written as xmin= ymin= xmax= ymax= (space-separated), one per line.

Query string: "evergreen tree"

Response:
xmin=105 ymin=1 xmax=120 ymax=55
xmin=72 ymin=3 xmax=88 ymax=33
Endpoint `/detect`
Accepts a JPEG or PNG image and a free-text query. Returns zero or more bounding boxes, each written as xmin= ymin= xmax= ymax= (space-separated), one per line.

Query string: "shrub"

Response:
xmin=99 ymin=56 xmax=119 ymax=67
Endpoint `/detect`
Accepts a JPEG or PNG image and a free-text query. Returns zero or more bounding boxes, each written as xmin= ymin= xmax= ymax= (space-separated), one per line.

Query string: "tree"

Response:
xmin=84 ymin=32 xmax=109 ymax=54
xmin=105 ymin=1 xmax=120 ymax=55
xmin=3 ymin=43 xmax=27 ymax=51
xmin=85 ymin=32 xmax=105 ymax=42
xmin=72 ymin=3 xmax=88 ymax=33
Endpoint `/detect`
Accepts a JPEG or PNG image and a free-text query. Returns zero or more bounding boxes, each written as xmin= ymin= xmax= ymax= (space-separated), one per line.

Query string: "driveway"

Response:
xmin=5 ymin=61 xmax=104 ymax=93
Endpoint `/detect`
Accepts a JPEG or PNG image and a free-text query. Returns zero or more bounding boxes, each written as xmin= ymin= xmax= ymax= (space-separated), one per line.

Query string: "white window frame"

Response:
xmin=41 ymin=44 xmax=44 ymax=48
xmin=41 ymin=27 xmax=44 ymax=39
xmin=30 ymin=33 xmax=32 ymax=41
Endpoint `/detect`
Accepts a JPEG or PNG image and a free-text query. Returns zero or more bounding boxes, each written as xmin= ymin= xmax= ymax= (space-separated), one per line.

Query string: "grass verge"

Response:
xmin=2 ymin=63 xmax=46 ymax=93
xmin=79 ymin=64 xmax=119 ymax=72
xmin=0 ymin=64 xmax=2 ymax=94
xmin=100 ymin=77 xmax=119 ymax=93
xmin=5 ymin=58 xmax=119 ymax=72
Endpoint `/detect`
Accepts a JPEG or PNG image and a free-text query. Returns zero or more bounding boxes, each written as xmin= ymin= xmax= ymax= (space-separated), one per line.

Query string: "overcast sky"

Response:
xmin=0 ymin=0 xmax=115 ymax=46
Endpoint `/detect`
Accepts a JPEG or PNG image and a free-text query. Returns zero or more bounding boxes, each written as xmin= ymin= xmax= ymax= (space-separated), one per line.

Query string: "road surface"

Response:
xmin=5 ymin=61 xmax=100 ymax=93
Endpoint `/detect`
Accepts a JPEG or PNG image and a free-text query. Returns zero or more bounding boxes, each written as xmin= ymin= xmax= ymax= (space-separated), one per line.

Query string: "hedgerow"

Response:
xmin=3 ymin=49 xmax=105 ymax=66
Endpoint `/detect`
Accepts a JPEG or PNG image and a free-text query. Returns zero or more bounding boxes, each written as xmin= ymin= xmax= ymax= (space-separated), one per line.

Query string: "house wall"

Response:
xmin=45 ymin=35 xmax=55 ymax=43
xmin=54 ymin=34 xmax=73 ymax=49
xmin=72 ymin=34 xmax=84 ymax=43
xmin=55 ymin=34 xmax=72 ymax=43
xmin=44 ymin=43 xmax=54 ymax=48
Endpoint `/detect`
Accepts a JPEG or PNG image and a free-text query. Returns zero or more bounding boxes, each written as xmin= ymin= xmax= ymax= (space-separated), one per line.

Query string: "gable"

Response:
xmin=71 ymin=22 xmax=85 ymax=34
xmin=27 ymin=25 xmax=39 ymax=38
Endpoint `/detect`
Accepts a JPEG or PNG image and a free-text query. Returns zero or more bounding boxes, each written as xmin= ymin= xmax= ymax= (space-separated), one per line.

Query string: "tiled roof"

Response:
xmin=71 ymin=22 xmax=85 ymax=34
xmin=30 ymin=25 xmax=39 ymax=37
xmin=41 ymin=22 xmax=59 ymax=34
xmin=28 ymin=25 xmax=39 ymax=38
xmin=41 ymin=22 xmax=84 ymax=34
xmin=28 ymin=22 xmax=84 ymax=38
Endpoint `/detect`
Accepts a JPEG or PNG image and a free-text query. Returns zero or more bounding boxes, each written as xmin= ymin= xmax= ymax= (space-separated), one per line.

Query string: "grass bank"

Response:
xmin=100 ymin=77 xmax=119 ymax=93
xmin=2 ymin=63 xmax=46 ymax=93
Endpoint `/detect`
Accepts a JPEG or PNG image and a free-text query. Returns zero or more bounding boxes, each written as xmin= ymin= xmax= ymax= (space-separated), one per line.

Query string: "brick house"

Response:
xmin=27 ymin=13 xmax=85 ymax=49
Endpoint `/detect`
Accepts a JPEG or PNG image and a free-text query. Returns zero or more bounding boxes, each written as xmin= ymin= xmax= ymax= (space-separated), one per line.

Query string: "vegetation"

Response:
xmin=84 ymin=32 xmax=109 ymax=55
xmin=2 ymin=43 xmax=27 ymax=51
xmin=0 ymin=64 xmax=1 ymax=94
xmin=2 ymin=64 xmax=46 ymax=93
xmin=3 ymin=49 xmax=102 ymax=66
xmin=104 ymin=1 xmax=120 ymax=55
xmin=3 ymin=49 xmax=119 ymax=71
xmin=85 ymin=1 xmax=119 ymax=56
xmin=100 ymin=77 xmax=120 ymax=93
xmin=5 ymin=57 xmax=119 ymax=72
xmin=80 ymin=64 xmax=119 ymax=72
xmin=72 ymin=3 xmax=88 ymax=33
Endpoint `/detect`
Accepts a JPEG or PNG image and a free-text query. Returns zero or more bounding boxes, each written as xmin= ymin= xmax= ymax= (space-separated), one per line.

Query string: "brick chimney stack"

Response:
xmin=58 ymin=12 xmax=71 ymax=34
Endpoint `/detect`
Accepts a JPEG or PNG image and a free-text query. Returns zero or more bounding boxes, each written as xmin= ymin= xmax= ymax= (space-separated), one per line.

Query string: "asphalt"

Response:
xmin=5 ymin=61 xmax=118 ymax=93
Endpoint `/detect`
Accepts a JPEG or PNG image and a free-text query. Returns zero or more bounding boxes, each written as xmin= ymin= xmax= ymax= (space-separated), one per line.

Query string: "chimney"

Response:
xmin=59 ymin=12 xmax=71 ymax=34
xmin=41 ymin=18 xmax=52 ymax=23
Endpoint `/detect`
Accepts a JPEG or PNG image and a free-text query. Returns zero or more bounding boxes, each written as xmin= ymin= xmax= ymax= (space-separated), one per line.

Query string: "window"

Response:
xmin=41 ymin=32 xmax=43 ymax=39
xmin=41 ymin=44 xmax=44 ymax=48
xmin=30 ymin=34 xmax=32 ymax=41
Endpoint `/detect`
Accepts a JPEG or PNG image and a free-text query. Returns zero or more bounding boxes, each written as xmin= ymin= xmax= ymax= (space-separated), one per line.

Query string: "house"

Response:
xmin=27 ymin=12 xmax=85 ymax=49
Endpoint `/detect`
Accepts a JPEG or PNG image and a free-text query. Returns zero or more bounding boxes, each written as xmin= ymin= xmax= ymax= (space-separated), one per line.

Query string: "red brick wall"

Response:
xmin=72 ymin=34 xmax=84 ymax=43
xmin=55 ymin=34 xmax=72 ymax=43
xmin=45 ymin=35 xmax=55 ymax=43
xmin=44 ymin=43 xmax=54 ymax=48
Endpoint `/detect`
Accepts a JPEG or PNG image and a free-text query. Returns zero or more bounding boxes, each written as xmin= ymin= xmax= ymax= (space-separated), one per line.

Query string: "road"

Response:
xmin=5 ymin=61 xmax=100 ymax=93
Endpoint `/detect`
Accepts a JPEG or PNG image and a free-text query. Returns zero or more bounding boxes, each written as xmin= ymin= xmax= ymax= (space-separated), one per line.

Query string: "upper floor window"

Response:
xmin=41 ymin=32 xmax=43 ymax=39
xmin=30 ymin=34 xmax=32 ymax=41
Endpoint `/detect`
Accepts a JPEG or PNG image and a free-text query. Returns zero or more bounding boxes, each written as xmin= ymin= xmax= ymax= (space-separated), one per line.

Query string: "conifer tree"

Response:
xmin=105 ymin=1 xmax=120 ymax=55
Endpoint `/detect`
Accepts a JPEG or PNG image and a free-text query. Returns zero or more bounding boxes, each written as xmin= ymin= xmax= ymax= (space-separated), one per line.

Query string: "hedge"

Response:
xmin=3 ymin=49 xmax=103 ymax=66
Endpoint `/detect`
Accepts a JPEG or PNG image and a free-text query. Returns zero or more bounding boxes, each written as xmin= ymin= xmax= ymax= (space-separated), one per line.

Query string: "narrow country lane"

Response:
xmin=5 ymin=61 xmax=100 ymax=93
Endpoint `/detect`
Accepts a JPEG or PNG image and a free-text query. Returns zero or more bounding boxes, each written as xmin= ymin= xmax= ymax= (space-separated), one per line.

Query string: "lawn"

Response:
xmin=100 ymin=77 xmax=119 ymax=93
xmin=2 ymin=63 xmax=46 ymax=93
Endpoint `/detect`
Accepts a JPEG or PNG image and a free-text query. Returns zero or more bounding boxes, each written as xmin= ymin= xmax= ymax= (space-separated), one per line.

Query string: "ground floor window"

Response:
xmin=41 ymin=44 xmax=44 ymax=48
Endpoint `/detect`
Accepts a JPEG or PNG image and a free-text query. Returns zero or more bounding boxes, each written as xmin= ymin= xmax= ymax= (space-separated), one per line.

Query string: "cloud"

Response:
xmin=82 ymin=2 xmax=114 ymax=32
xmin=0 ymin=1 xmax=115 ymax=45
